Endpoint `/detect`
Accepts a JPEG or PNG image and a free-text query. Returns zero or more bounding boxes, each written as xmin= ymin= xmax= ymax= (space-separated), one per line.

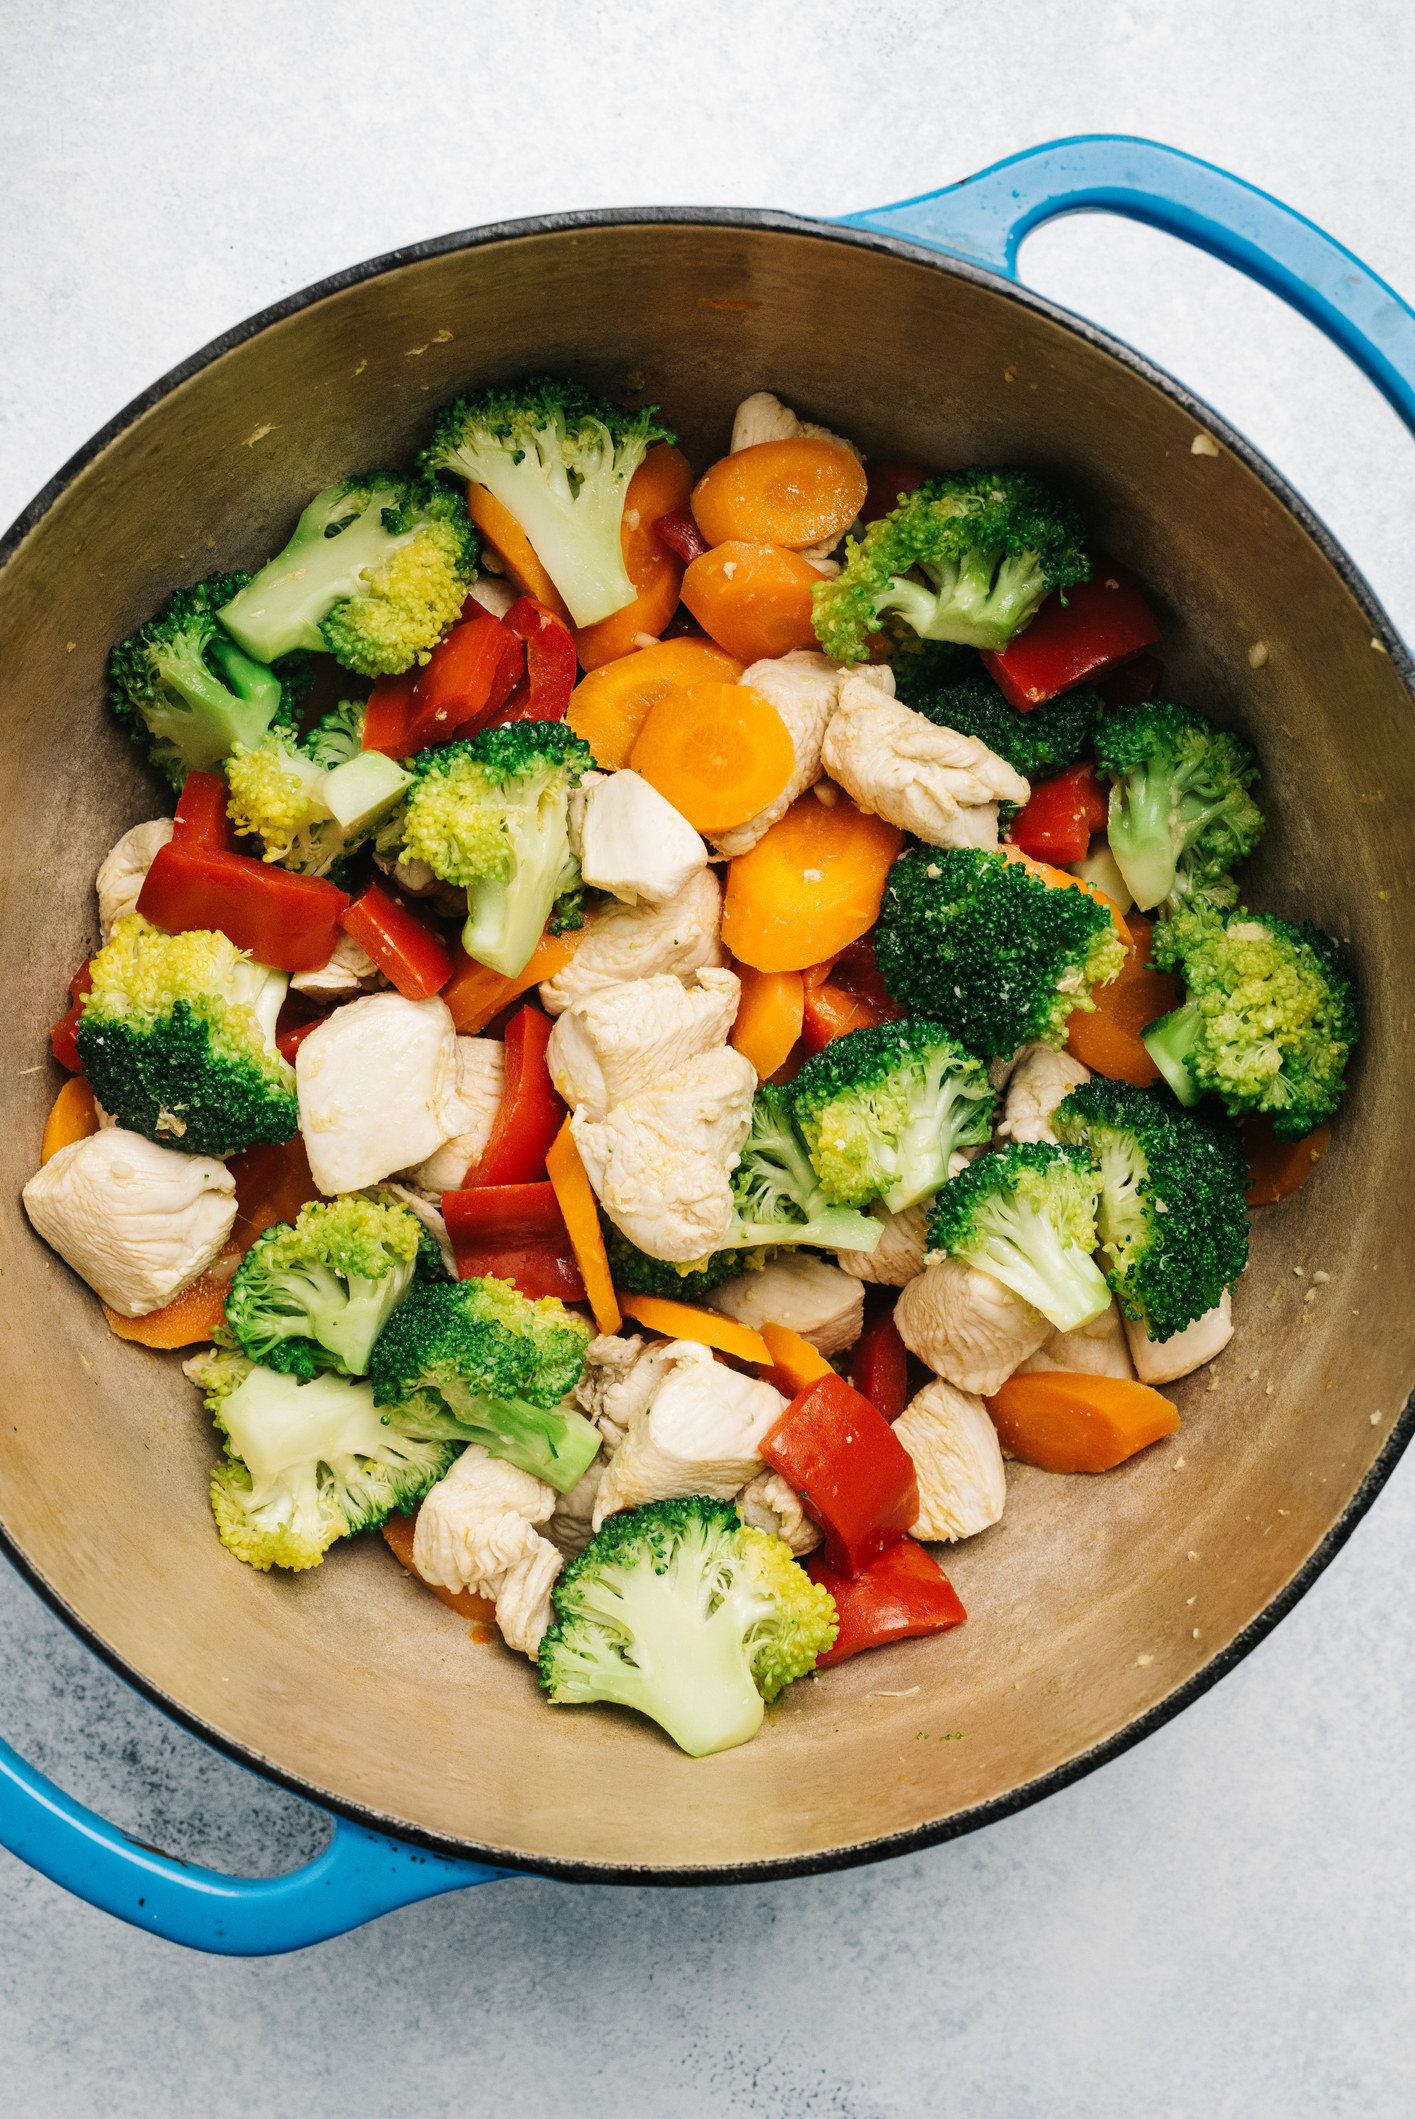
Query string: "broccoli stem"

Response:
xmin=966 ymin=1197 xmax=1112 ymax=1334
xmin=221 ymin=499 xmax=423 ymax=664
xmin=149 ymin=632 xmax=283 ymax=769
xmin=563 ymin=1573 xmax=766 ymax=1756
xmin=1142 ymin=1003 xmax=1204 ymax=1106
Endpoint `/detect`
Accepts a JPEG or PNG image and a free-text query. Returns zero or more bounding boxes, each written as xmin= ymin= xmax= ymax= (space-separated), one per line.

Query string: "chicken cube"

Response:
xmin=95 ymin=819 xmax=174 ymax=942
xmin=707 ymin=1253 xmax=864 ymax=1355
xmin=894 ymin=1380 xmax=1007 ymax=1541
xmin=592 ymin=1344 xmax=788 ymax=1526
xmin=709 ymin=655 xmax=891 ymax=858
xmin=289 ymin=930 xmax=383 ymax=999
xmin=494 ymin=1538 xmax=565 ymax=1658
xmin=573 ymin=1332 xmax=692 ymax=1449
xmin=822 ymin=679 xmax=1030 ymax=848
xmin=538 ymin=869 xmax=724 ymax=1015
xmin=571 ymin=1045 xmax=756 ymax=1261
xmin=22 ymin=1128 xmax=236 ymax=1317
xmin=730 ymin=390 xmax=861 ymax=460
xmin=545 ymin=1453 xmax=607 ymax=1557
xmin=1017 ymin=1297 xmax=1136 ymax=1380
xmin=572 ymin=769 xmax=709 ymax=906
xmin=1124 ymin=1291 xmax=1233 ymax=1383
xmin=735 ymin=1469 xmax=824 ymax=1556
xmin=296 ymin=992 xmax=458 ymax=1195
xmin=836 ymin=1199 xmax=932 ymax=1286
xmin=401 ymin=1036 xmax=506 ymax=1192
xmin=895 ymin=1256 xmax=1049 ymax=1396
xmin=995 ymin=1044 xmax=1092 ymax=1147
xmin=547 ymin=968 xmax=740 ymax=1121
xmin=412 ymin=1443 xmax=556 ymax=1594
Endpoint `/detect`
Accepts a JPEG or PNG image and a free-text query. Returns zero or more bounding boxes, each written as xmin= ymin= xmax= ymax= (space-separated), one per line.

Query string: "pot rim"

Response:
xmin=4 ymin=202 xmax=1413 ymax=1886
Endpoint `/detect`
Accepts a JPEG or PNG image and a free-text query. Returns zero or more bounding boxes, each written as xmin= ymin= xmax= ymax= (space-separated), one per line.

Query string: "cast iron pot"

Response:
xmin=3 ymin=137 xmax=1414 ymax=1954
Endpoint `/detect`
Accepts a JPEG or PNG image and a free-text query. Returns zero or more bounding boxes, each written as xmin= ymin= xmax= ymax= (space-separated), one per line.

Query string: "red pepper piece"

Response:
xmin=401 ymin=611 xmax=511 ymax=752
xmin=486 ymin=597 xmax=578 ymax=729
xmin=50 ymin=963 xmax=93 ymax=1073
xmin=1098 ymin=650 xmax=1162 ymax=711
xmin=442 ymin=1182 xmax=586 ymax=1300
xmin=761 ymin=1372 xmax=918 ymax=1577
xmin=849 ymin=1294 xmax=909 ymax=1422
xmin=340 ymin=880 xmax=452 ymax=1001
xmin=136 ymin=841 xmax=349 ymax=973
xmin=981 ymin=559 xmax=1161 ymax=710
xmin=276 ymin=1014 xmax=331 ymax=1064
xmin=860 ymin=460 xmax=928 ymax=526
xmin=800 ymin=935 xmax=903 ymax=1052
xmin=466 ymin=1004 xmax=563 ymax=1186
xmin=361 ymin=668 xmax=420 ymax=757
xmin=1008 ymin=760 xmax=1110 ymax=865
xmin=808 ymin=1537 xmax=966 ymax=1666
xmin=652 ymin=507 xmax=710 ymax=565
xmin=172 ymin=770 xmax=235 ymax=851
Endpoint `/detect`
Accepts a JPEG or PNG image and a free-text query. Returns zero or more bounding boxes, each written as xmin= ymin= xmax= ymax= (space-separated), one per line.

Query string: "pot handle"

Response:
xmin=840 ymin=135 xmax=1415 ymax=432
xmin=0 ymin=1729 xmax=517 ymax=1954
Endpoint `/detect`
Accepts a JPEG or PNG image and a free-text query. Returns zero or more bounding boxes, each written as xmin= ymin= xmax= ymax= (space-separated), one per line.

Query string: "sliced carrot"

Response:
xmin=731 ymin=966 xmax=805 ymax=1080
xmin=1243 ymin=1112 xmax=1331 ymax=1204
xmin=567 ymin=637 xmax=743 ymax=769
xmin=986 ymin=1369 xmax=1180 ymax=1474
xmin=228 ymin=1134 xmax=325 ymax=1247
xmin=382 ymin=1511 xmax=498 ymax=1628
xmin=573 ymin=443 xmax=694 ymax=670
xmin=464 ymin=483 xmax=572 ymax=626
xmin=546 ymin=1119 xmax=621 ymax=1334
xmin=40 ymin=1077 xmax=99 ymax=1164
xmin=758 ymin=1320 xmax=835 ymax=1396
xmin=617 ymin=1292 xmax=770 ymax=1365
xmin=441 ymin=925 xmax=588 ymax=1035
xmin=691 ymin=438 xmax=867 ymax=551
xmin=681 ymin=541 xmax=821 ymax=663
xmin=631 ymin=681 xmax=795 ymax=834
xmin=722 ymin=792 xmax=904 ymax=973
xmin=103 ymin=1244 xmax=241 ymax=1348
xmin=1065 ymin=913 xmax=1182 ymax=1086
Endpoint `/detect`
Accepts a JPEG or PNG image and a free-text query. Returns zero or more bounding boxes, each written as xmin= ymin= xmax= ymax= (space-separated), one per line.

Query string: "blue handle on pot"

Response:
xmin=839 ymin=134 xmax=1415 ymax=432
xmin=0 ymin=1729 xmax=514 ymax=1955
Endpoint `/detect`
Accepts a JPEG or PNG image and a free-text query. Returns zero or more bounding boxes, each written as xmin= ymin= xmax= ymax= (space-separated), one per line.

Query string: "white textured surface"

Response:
xmin=4 ymin=2 xmax=1415 ymax=2109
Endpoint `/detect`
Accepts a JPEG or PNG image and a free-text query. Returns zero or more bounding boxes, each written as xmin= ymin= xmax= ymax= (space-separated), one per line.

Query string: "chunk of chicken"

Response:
xmin=412 ymin=1444 xmax=556 ymax=1594
xmin=373 ymin=845 xmax=467 ymax=918
xmin=296 ymin=992 xmax=458 ymax=1195
xmin=290 ymin=930 xmax=382 ymax=999
xmin=593 ymin=1345 xmax=788 ymax=1525
xmin=571 ymin=1044 xmax=756 ymax=1261
xmin=710 ymin=656 xmax=893 ymax=858
xmin=730 ymin=390 xmax=861 ymax=461
xmin=547 ymin=968 xmax=740 ymax=1122
xmin=1017 ymin=1297 xmax=1136 ymax=1380
xmin=995 ymin=1044 xmax=1091 ymax=1147
xmin=539 ymin=869 xmax=724 ymax=1015
xmin=464 ymin=574 xmax=518 ymax=620
xmin=494 ymin=1538 xmax=565 ymax=1659
xmin=22 ymin=1128 xmax=236 ymax=1317
xmin=823 ymin=679 xmax=1030 ymax=848
xmin=1124 ymin=1291 xmax=1233 ymax=1383
xmin=895 ymin=1256 xmax=1049 ymax=1396
xmin=836 ymin=1199 xmax=931 ymax=1286
xmin=574 ymin=1332 xmax=700 ymax=1449
xmin=382 ymin=1182 xmax=456 ymax=1277
xmin=95 ymin=819 xmax=174 ymax=942
xmin=707 ymin=1253 xmax=864 ymax=1354
xmin=544 ymin=1454 xmax=607 ymax=1557
xmin=894 ymin=1380 xmax=1007 ymax=1541
xmin=572 ymin=769 xmax=709 ymax=906
xmin=735 ymin=1470 xmax=824 ymax=1557
xmin=401 ymin=1037 xmax=506 ymax=1192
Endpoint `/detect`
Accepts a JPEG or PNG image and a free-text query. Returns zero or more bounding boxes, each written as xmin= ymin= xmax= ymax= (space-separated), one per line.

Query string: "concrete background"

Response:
xmin=3 ymin=3 xmax=1413 ymax=2110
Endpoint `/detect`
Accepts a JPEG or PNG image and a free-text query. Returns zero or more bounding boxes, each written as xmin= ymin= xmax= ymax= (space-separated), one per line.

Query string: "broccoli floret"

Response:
xmin=398 ymin=721 xmax=595 ymax=976
xmin=224 ymin=723 xmax=410 ymax=876
xmin=927 ymin=1141 xmax=1110 ymax=1333
xmin=717 ymin=1083 xmax=884 ymax=1256
xmin=1053 ymin=1077 xmax=1250 ymax=1340
xmin=538 ymin=1497 xmax=838 ymax=1756
xmin=75 ymin=914 xmax=296 ymax=1155
xmin=302 ymin=699 xmax=367 ymax=768
xmin=188 ymin=1349 xmax=456 ymax=1573
xmin=602 ymin=1223 xmax=761 ymax=1303
xmin=812 ymin=468 xmax=1089 ymax=664
xmin=1095 ymin=698 xmax=1263 ymax=915
xmin=368 ymin=1276 xmax=599 ymax=1493
xmin=108 ymin=572 xmax=305 ymax=789
xmin=218 ymin=475 xmax=477 ymax=676
xmin=1143 ymin=905 xmax=1357 ymax=1140
xmin=790 ymin=1018 xmax=994 ymax=1213
xmin=223 ymin=1195 xmax=439 ymax=1379
xmin=874 ymin=846 xmax=1126 ymax=1059
xmin=892 ymin=642 xmax=1102 ymax=777
xmin=421 ymin=376 xmax=674 ymax=629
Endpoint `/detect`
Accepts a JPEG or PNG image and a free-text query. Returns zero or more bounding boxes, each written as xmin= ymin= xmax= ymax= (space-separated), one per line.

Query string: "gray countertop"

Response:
xmin=4 ymin=4 xmax=1413 ymax=2111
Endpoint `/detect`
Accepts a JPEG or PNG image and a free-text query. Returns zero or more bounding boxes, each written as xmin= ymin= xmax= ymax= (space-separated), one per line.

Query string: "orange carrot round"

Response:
xmin=1065 ymin=913 xmax=1182 ymax=1086
xmin=680 ymin=541 xmax=821 ymax=663
xmin=573 ymin=443 xmax=695 ymax=669
xmin=103 ymin=1246 xmax=240 ymax=1348
xmin=464 ymin=483 xmax=572 ymax=625
xmin=1242 ymin=1112 xmax=1332 ymax=1204
xmin=40 ymin=1076 xmax=99 ymax=1164
xmin=567 ymin=637 xmax=744 ymax=769
xmin=691 ymin=439 xmax=867 ymax=551
xmin=731 ymin=966 xmax=805 ymax=1080
xmin=631 ymin=681 xmax=795 ymax=834
xmin=722 ymin=793 xmax=904 ymax=973
xmin=382 ymin=1512 xmax=497 ymax=1625
xmin=986 ymin=1369 xmax=1180 ymax=1474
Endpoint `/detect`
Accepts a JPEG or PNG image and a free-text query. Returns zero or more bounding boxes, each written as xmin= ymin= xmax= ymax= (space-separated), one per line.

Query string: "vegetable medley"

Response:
xmin=24 ymin=379 xmax=1358 ymax=1759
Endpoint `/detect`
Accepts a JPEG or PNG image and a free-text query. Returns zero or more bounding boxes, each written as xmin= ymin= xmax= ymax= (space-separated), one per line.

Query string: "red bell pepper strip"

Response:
xmin=807 ymin=1537 xmax=966 ymax=1666
xmin=1098 ymin=650 xmax=1162 ymax=712
xmin=1008 ymin=760 xmax=1109 ymax=865
xmin=848 ymin=1295 xmax=909 ymax=1422
xmin=441 ymin=1182 xmax=586 ymax=1300
xmin=466 ymin=1004 xmax=563 ymax=1186
xmin=486 ymin=597 xmax=578 ymax=728
xmin=136 ymin=841 xmax=349 ymax=973
xmin=340 ymin=880 xmax=452 ymax=1001
xmin=761 ymin=1373 xmax=918 ymax=1577
xmin=172 ymin=770 xmax=235 ymax=850
xmin=981 ymin=560 xmax=1161 ymax=710
xmin=652 ymin=507 xmax=709 ymax=565
xmin=401 ymin=611 xmax=511 ymax=753
xmin=276 ymin=1013 xmax=332 ymax=1064
xmin=800 ymin=936 xmax=903 ymax=1052
xmin=51 ymin=963 xmax=93 ymax=1073
xmin=860 ymin=459 xmax=927 ymax=526
xmin=361 ymin=668 xmax=419 ymax=757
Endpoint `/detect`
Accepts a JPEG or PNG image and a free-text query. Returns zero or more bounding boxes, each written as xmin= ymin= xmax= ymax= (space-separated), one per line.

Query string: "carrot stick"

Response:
xmin=758 ymin=1320 xmax=835 ymax=1396
xmin=1242 ymin=1113 xmax=1332 ymax=1204
xmin=40 ymin=1077 xmax=99 ymax=1163
xmin=680 ymin=541 xmax=821 ymax=662
xmin=630 ymin=681 xmax=796 ymax=833
xmin=464 ymin=483 xmax=572 ymax=625
xmin=1064 ymin=913 xmax=1182 ymax=1086
xmin=568 ymin=637 xmax=743 ymax=768
xmin=731 ymin=966 xmax=805 ymax=1080
xmin=721 ymin=792 xmax=903 ymax=972
xmin=573 ymin=443 xmax=695 ymax=670
xmin=691 ymin=438 xmax=867 ymax=551
xmin=617 ymin=1292 xmax=770 ymax=1365
xmin=986 ymin=1369 xmax=1180 ymax=1473
xmin=546 ymin=1119 xmax=621 ymax=1335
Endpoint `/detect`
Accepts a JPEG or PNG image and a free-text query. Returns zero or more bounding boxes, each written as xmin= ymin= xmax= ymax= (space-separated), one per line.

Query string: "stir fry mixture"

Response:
xmin=24 ymin=381 xmax=1359 ymax=1758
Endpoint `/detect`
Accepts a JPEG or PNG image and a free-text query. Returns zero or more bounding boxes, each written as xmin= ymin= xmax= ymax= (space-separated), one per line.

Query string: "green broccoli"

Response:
xmin=187 ymin=1348 xmax=457 ymax=1573
xmin=398 ymin=721 xmax=595 ymax=977
xmin=75 ymin=914 xmax=296 ymax=1156
xmin=218 ymin=475 xmax=477 ymax=676
xmin=812 ymin=468 xmax=1089 ymax=664
xmin=538 ymin=1496 xmax=838 ymax=1757
xmin=108 ymin=572 xmax=306 ymax=789
xmin=1095 ymin=698 xmax=1263 ymax=915
xmin=789 ymin=1018 xmax=994 ymax=1213
xmin=223 ymin=1195 xmax=443 ymax=1379
xmin=892 ymin=641 xmax=1102 ymax=777
xmin=301 ymin=699 xmax=367 ymax=767
xmin=1053 ymin=1077 xmax=1250 ymax=1340
xmin=602 ymin=1223 xmax=762 ymax=1303
xmin=927 ymin=1141 xmax=1110 ymax=1333
xmin=873 ymin=845 xmax=1126 ymax=1059
xmin=717 ymin=1083 xmax=884 ymax=1256
xmin=368 ymin=1275 xmax=599 ymax=1493
xmin=1143 ymin=905 xmax=1357 ymax=1139
xmin=224 ymin=722 xmax=410 ymax=876
xmin=421 ymin=376 xmax=674 ymax=628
